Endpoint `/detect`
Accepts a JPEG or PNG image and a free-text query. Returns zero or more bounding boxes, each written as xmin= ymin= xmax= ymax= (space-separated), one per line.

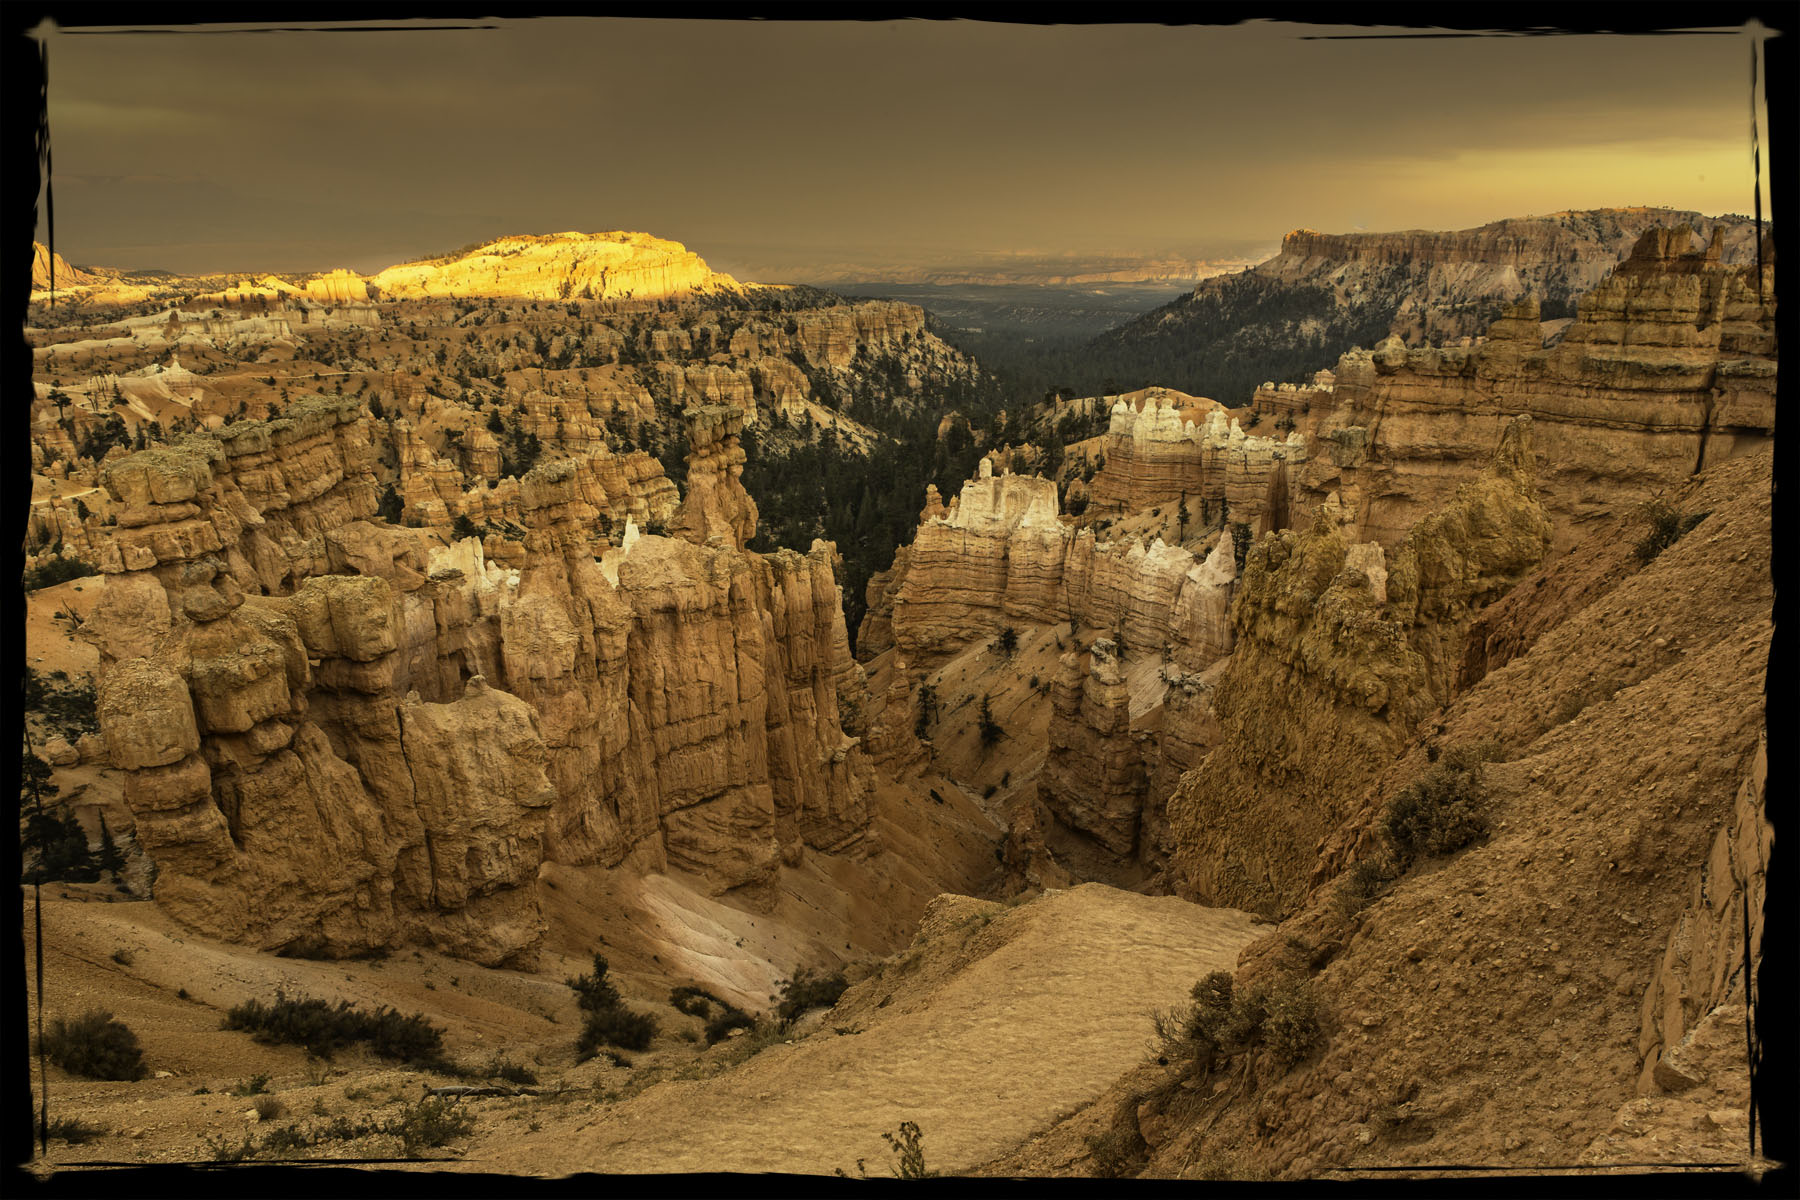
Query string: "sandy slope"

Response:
xmin=444 ymin=883 xmax=1259 ymax=1176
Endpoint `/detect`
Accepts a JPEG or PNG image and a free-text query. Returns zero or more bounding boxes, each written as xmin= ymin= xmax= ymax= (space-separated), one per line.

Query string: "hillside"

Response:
xmin=1067 ymin=208 xmax=1763 ymax=406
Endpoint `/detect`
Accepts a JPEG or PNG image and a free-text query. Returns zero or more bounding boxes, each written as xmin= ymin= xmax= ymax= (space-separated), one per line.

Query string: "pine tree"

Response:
xmin=96 ymin=812 xmax=124 ymax=881
xmin=977 ymin=694 xmax=1003 ymax=749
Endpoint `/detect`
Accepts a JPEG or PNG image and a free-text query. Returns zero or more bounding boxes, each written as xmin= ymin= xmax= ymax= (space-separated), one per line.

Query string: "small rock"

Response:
xmin=1653 ymin=1046 xmax=1706 ymax=1093
xmin=1353 ymin=1125 xmax=1375 ymax=1146
xmin=1703 ymin=1107 xmax=1745 ymax=1131
xmin=1405 ymin=944 xmax=1425 ymax=962
xmin=153 ymin=1070 xmax=174 ymax=1079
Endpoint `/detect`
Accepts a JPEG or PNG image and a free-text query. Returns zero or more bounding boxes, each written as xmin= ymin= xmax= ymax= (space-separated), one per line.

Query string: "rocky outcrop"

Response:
xmin=1165 ymin=416 xmax=1551 ymax=914
xmin=1294 ymin=227 xmax=1776 ymax=554
xmin=84 ymin=398 xmax=875 ymax=958
xmin=1634 ymin=735 xmax=1768 ymax=1095
xmin=1127 ymin=444 xmax=1772 ymax=1180
xmin=1040 ymin=640 xmax=1147 ymax=855
xmin=1088 ymin=208 xmax=1762 ymax=408
xmin=669 ymin=405 xmax=758 ymax=550
xmin=890 ymin=462 xmax=1240 ymax=673
xmin=1084 ymin=395 xmax=1308 ymax=535
xmin=31 ymin=241 xmax=103 ymax=290
xmin=371 ymin=232 xmax=739 ymax=301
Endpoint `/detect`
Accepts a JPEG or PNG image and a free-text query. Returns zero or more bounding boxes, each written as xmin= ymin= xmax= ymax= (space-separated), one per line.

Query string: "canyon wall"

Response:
xmin=888 ymin=459 xmax=1240 ymax=674
xmin=1295 ymin=227 xmax=1777 ymax=554
xmin=1164 ymin=415 xmax=1552 ymax=914
xmin=84 ymin=399 xmax=873 ymax=963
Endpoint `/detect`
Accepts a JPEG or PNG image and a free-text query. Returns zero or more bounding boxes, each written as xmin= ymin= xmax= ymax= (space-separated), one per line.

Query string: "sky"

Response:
xmin=26 ymin=16 xmax=1776 ymax=282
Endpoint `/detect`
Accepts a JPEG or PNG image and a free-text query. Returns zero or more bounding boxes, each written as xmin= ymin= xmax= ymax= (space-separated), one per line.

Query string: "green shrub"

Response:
xmin=1334 ymin=858 xmax=1395 ymax=917
xmin=222 ymin=991 xmax=444 ymax=1063
xmin=879 ymin=1120 xmax=934 ymax=1179
xmin=1170 ymin=973 xmax=1323 ymax=1071
xmin=703 ymin=1008 xmax=757 ymax=1045
xmin=669 ymin=985 xmax=717 ymax=1018
xmin=576 ymin=1005 xmax=658 ymax=1057
xmin=775 ymin=968 xmax=849 ymax=1024
xmin=23 ymin=557 xmax=100 ymax=592
xmin=1262 ymin=978 xmax=1323 ymax=1065
xmin=1381 ymin=747 xmax=1490 ymax=864
xmin=38 ymin=1010 xmax=146 ymax=1081
xmin=566 ymin=954 xmax=622 ymax=1013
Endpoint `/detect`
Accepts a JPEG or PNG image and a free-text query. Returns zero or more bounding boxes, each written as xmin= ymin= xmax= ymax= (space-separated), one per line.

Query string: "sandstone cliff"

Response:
xmin=1164 ymin=416 xmax=1551 ymax=915
xmin=1085 ymin=208 xmax=1763 ymax=406
xmin=31 ymin=241 xmax=104 ymax=290
xmin=1130 ymin=442 xmax=1772 ymax=1178
xmin=83 ymin=398 xmax=875 ymax=961
xmin=889 ymin=460 xmax=1238 ymax=675
xmin=1295 ymin=226 xmax=1776 ymax=553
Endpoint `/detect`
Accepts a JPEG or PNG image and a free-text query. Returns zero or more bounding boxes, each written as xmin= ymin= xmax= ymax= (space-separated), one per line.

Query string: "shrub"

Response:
xmin=1633 ymin=499 xmax=1709 ymax=565
xmin=387 ymin=1098 xmax=476 ymax=1154
xmin=1334 ymin=859 xmax=1394 ymax=917
xmin=38 ymin=1010 xmax=146 ymax=1080
xmin=977 ymin=694 xmax=1004 ymax=748
xmin=1381 ymin=747 xmax=1491 ymax=864
xmin=486 ymin=1058 xmax=537 ymax=1086
xmin=576 ymin=1005 xmax=658 ymax=1057
xmin=703 ymin=1008 xmax=757 ymax=1045
xmin=669 ymin=985 xmax=716 ymax=1018
xmin=22 ymin=557 xmax=100 ymax=591
xmin=995 ymin=626 xmax=1019 ymax=658
xmin=43 ymin=1114 xmax=107 ymax=1144
xmin=222 ymin=991 xmax=444 ymax=1063
xmin=254 ymin=1095 xmax=284 ymax=1121
xmin=452 ymin=513 xmax=482 ymax=540
xmin=1262 ymin=978 xmax=1323 ymax=1065
xmin=774 ymin=968 xmax=849 ymax=1024
xmin=880 ymin=1120 xmax=934 ymax=1179
xmin=1169 ymin=972 xmax=1323 ymax=1072
xmin=233 ymin=1073 xmax=271 ymax=1096
xmin=567 ymin=954 xmax=622 ymax=1013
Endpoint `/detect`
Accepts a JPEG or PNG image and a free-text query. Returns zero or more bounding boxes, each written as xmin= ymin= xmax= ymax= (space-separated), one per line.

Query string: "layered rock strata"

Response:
xmin=85 ymin=400 xmax=873 ymax=960
xmin=1039 ymin=639 xmax=1148 ymax=855
xmin=889 ymin=460 xmax=1240 ymax=673
xmin=1165 ymin=416 xmax=1552 ymax=914
xmin=1295 ymin=227 xmax=1776 ymax=553
xmin=1083 ymin=395 xmax=1308 ymax=533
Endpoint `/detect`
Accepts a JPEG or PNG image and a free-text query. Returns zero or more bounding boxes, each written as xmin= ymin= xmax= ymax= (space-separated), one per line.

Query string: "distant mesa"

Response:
xmin=31 ymin=242 xmax=103 ymax=289
xmin=30 ymin=230 xmax=748 ymax=304
xmin=369 ymin=231 xmax=745 ymax=301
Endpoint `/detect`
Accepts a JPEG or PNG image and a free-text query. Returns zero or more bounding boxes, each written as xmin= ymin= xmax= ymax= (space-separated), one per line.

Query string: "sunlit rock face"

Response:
xmin=370 ymin=231 xmax=739 ymax=301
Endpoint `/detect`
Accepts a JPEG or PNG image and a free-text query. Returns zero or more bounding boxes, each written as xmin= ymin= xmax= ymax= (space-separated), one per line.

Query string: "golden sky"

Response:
xmin=27 ymin=17 xmax=1776 ymax=279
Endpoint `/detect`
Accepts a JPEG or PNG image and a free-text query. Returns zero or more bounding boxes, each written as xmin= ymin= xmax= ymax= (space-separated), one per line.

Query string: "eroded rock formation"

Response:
xmin=1165 ymin=415 xmax=1552 ymax=913
xmin=1295 ymin=227 xmax=1776 ymax=553
xmin=85 ymin=399 xmax=873 ymax=961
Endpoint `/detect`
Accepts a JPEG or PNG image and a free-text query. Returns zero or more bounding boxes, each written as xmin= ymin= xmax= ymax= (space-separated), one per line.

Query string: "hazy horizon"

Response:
xmin=26 ymin=16 xmax=1775 ymax=282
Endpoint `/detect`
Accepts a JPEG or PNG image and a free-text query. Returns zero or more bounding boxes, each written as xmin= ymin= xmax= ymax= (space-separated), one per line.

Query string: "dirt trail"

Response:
xmin=451 ymin=883 xmax=1259 ymax=1176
